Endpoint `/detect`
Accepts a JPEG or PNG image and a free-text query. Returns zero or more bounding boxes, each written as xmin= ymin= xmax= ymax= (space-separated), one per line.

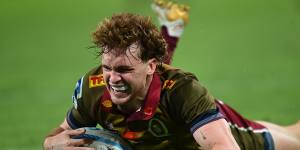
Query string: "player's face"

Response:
xmin=101 ymin=44 xmax=157 ymax=106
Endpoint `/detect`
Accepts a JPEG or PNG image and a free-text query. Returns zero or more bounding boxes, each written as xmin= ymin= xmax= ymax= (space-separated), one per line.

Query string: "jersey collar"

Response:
xmin=100 ymin=73 xmax=162 ymax=122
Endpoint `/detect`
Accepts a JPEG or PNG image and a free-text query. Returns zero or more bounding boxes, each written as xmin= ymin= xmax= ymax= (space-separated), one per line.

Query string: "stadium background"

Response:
xmin=0 ymin=0 xmax=299 ymax=149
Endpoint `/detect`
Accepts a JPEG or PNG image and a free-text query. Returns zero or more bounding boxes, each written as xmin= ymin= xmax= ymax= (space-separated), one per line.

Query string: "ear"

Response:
xmin=146 ymin=58 xmax=158 ymax=75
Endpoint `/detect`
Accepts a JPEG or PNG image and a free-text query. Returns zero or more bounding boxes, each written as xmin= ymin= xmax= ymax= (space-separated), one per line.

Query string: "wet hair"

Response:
xmin=92 ymin=13 xmax=167 ymax=62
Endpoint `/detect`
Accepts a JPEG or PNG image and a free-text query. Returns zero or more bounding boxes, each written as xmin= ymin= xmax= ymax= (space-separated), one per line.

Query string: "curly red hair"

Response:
xmin=92 ymin=13 xmax=167 ymax=62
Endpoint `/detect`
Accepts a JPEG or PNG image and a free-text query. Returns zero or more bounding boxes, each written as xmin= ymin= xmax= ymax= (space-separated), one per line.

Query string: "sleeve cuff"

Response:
xmin=189 ymin=109 xmax=224 ymax=133
xmin=66 ymin=110 xmax=82 ymax=129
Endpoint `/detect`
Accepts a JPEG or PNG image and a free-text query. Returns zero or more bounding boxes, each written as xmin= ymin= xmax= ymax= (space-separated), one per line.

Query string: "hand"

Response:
xmin=43 ymin=128 xmax=94 ymax=150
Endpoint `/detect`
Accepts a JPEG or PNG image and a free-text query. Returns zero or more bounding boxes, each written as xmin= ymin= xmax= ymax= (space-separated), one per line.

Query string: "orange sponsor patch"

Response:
xmin=89 ymin=74 xmax=105 ymax=88
xmin=123 ymin=130 xmax=145 ymax=140
xmin=162 ymin=80 xmax=176 ymax=90
xmin=102 ymin=99 xmax=112 ymax=108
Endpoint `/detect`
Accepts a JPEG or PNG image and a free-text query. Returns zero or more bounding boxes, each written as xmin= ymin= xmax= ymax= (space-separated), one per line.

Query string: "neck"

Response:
xmin=117 ymin=98 xmax=143 ymax=114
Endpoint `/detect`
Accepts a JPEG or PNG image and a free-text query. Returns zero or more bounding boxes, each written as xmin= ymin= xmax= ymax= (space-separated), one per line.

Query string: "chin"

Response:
xmin=110 ymin=96 xmax=130 ymax=105
xmin=108 ymin=88 xmax=132 ymax=105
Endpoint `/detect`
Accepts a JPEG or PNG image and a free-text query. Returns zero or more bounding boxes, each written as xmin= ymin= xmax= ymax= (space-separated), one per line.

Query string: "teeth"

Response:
xmin=110 ymin=84 xmax=128 ymax=92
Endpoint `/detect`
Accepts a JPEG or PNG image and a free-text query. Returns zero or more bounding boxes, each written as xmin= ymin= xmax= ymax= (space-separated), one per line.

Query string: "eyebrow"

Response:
xmin=102 ymin=64 xmax=134 ymax=70
xmin=117 ymin=65 xmax=133 ymax=69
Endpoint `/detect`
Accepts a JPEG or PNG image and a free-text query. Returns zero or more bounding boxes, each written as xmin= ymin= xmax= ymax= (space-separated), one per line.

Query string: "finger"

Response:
xmin=66 ymin=128 xmax=86 ymax=136
xmin=69 ymin=139 xmax=94 ymax=146
xmin=65 ymin=146 xmax=95 ymax=150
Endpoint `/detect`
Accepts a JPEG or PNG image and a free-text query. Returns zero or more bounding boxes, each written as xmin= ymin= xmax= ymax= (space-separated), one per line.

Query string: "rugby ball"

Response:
xmin=73 ymin=127 xmax=133 ymax=150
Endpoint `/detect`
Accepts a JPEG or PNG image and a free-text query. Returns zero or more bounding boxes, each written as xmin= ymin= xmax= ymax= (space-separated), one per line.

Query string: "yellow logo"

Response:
xmin=89 ymin=74 xmax=105 ymax=88
xmin=102 ymin=100 xmax=112 ymax=108
xmin=162 ymin=80 xmax=176 ymax=90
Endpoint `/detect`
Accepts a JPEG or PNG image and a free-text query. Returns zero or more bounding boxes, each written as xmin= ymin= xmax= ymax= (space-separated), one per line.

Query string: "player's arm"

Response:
xmin=169 ymin=78 xmax=240 ymax=150
xmin=43 ymin=118 xmax=94 ymax=150
xmin=192 ymin=118 xmax=240 ymax=150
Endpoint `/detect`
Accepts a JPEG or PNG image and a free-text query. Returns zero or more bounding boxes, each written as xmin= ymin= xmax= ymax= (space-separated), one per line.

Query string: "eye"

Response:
xmin=102 ymin=65 xmax=112 ymax=71
xmin=116 ymin=67 xmax=134 ymax=73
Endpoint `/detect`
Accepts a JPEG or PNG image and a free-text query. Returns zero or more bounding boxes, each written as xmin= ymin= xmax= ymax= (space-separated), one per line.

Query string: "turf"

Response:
xmin=0 ymin=0 xmax=299 ymax=149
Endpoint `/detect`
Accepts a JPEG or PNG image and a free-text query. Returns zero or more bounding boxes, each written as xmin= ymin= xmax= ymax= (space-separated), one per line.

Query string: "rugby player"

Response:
xmin=43 ymin=1 xmax=300 ymax=150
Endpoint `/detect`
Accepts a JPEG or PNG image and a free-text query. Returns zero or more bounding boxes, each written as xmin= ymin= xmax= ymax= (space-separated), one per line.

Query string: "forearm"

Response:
xmin=193 ymin=119 xmax=240 ymax=150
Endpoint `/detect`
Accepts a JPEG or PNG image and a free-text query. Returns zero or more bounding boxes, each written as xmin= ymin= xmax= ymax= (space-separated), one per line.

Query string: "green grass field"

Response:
xmin=0 ymin=0 xmax=299 ymax=149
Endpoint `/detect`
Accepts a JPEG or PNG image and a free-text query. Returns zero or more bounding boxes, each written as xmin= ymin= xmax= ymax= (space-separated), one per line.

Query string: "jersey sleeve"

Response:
xmin=66 ymin=67 xmax=104 ymax=129
xmin=66 ymin=76 xmax=96 ymax=129
xmin=168 ymin=77 xmax=224 ymax=133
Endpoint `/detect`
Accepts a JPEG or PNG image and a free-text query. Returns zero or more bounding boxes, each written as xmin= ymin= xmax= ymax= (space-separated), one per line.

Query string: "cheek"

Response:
xmin=120 ymin=74 xmax=138 ymax=86
xmin=102 ymin=73 xmax=109 ymax=83
xmin=129 ymin=73 xmax=147 ymax=85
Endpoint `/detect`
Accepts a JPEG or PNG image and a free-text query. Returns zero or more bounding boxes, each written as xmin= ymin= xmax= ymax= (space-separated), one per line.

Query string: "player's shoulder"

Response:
xmin=75 ymin=66 xmax=105 ymax=89
xmin=157 ymin=64 xmax=198 ymax=91
xmin=158 ymin=64 xmax=211 ymax=104
xmin=72 ymin=66 xmax=106 ymax=109
xmin=157 ymin=64 xmax=215 ymax=123
xmin=84 ymin=66 xmax=105 ymax=88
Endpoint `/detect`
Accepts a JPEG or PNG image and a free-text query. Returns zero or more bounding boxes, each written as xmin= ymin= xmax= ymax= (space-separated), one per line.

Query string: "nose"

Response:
xmin=109 ymin=71 xmax=122 ymax=83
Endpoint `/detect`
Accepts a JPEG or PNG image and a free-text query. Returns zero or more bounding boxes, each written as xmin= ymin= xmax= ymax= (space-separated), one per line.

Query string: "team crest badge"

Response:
xmin=148 ymin=118 xmax=169 ymax=137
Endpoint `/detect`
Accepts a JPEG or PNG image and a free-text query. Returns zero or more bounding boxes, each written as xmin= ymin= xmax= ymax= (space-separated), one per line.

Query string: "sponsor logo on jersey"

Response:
xmin=89 ymin=74 xmax=105 ymax=88
xmin=102 ymin=99 xmax=113 ymax=108
xmin=122 ymin=130 xmax=145 ymax=140
xmin=72 ymin=76 xmax=84 ymax=109
xmin=144 ymin=107 xmax=153 ymax=116
xmin=162 ymin=80 xmax=176 ymax=90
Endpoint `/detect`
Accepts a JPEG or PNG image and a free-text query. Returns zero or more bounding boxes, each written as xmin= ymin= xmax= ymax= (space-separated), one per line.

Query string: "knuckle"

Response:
xmin=66 ymin=140 xmax=72 ymax=146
